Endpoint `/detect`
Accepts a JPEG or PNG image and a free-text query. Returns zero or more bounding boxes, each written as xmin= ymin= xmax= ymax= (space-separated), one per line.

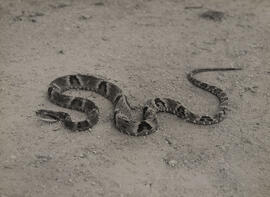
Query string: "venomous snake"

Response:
xmin=36 ymin=68 xmax=241 ymax=136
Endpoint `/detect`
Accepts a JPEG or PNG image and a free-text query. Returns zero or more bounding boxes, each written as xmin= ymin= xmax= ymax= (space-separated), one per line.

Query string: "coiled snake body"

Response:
xmin=36 ymin=68 xmax=241 ymax=136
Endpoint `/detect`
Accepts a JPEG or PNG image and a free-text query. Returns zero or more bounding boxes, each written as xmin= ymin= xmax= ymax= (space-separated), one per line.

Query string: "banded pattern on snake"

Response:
xmin=36 ymin=68 xmax=241 ymax=136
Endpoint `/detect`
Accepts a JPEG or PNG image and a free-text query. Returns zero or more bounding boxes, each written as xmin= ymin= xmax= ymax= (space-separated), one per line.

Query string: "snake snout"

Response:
xmin=36 ymin=109 xmax=62 ymax=123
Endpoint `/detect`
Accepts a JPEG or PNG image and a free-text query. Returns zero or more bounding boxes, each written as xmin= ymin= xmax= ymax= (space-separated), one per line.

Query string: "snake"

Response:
xmin=36 ymin=68 xmax=241 ymax=136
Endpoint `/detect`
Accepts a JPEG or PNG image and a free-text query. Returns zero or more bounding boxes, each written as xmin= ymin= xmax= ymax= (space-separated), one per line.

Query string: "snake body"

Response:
xmin=36 ymin=68 xmax=241 ymax=136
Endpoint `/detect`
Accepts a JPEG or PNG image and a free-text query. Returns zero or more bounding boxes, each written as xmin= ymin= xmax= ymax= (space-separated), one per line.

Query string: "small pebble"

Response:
xmin=79 ymin=153 xmax=87 ymax=158
xmin=168 ymin=160 xmax=178 ymax=167
xmin=165 ymin=137 xmax=172 ymax=145
xmin=58 ymin=50 xmax=64 ymax=54
xmin=35 ymin=154 xmax=52 ymax=162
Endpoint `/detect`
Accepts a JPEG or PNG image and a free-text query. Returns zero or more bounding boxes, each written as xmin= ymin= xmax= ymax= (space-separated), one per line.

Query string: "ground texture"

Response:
xmin=0 ymin=0 xmax=270 ymax=196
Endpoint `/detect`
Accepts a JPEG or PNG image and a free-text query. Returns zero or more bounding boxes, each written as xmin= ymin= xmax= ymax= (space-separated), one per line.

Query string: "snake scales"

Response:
xmin=36 ymin=68 xmax=241 ymax=136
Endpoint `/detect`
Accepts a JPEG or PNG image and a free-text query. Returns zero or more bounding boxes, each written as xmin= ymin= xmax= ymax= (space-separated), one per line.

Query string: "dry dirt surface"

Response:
xmin=1 ymin=0 xmax=270 ymax=196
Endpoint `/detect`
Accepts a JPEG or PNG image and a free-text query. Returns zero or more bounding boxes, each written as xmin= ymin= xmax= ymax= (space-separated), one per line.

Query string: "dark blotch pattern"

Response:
xmin=143 ymin=107 xmax=148 ymax=115
xmin=219 ymin=96 xmax=228 ymax=103
xmin=165 ymin=98 xmax=178 ymax=114
xmin=64 ymin=120 xmax=75 ymax=130
xmin=220 ymin=92 xmax=226 ymax=97
xmin=154 ymin=98 xmax=166 ymax=110
xmin=214 ymin=88 xmax=222 ymax=96
xmin=200 ymin=83 xmax=208 ymax=89
xmin=98 ymin=81 xmax=108 ymax=96
xmin=142 ymin=107 xmax=148 ymax=119
xmin=199 ymin=115 xmax=213 ymax=122
xmin=51 ymin=92 xmax=71 ymax=105
xmin=114 ymin=95 xmax=122 ymax=105
xmin=48 ymin=87 xmax=53 ymax=97
xmin=69 ymin=75 xmax=81 ymax=86
xmin=77 ymin=120 xmax=90 ymax=130
xmin=206 ymin=85 xmax=216 ymax=93
xmin=137 ymin=121 xmax=152 ymax=133
xmin=176 ymin=105 xmax=186 ymax=118
xmin=84 ymin=100 xmax=97 ymax=110
xmin=107 ymin=84 xmax=122 ymax=102
xmin=70 ymin=98 xmax=83 ymax=109
xmin=86 ymin=110 xmax=99 ymax=126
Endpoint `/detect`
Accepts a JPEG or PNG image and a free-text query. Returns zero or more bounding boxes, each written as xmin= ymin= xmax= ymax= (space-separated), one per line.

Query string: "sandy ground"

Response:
xmin=0 ymin=0 xmax=270 ymax=196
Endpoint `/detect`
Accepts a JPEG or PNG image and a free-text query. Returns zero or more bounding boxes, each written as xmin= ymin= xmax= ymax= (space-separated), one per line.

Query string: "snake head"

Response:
xmin=36 ymin=110 xmax=69 ymax=123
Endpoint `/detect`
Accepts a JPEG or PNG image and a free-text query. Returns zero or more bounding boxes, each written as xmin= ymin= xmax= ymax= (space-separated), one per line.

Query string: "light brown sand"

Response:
xmin=0 ymin=0 xmax=270 ymax=196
